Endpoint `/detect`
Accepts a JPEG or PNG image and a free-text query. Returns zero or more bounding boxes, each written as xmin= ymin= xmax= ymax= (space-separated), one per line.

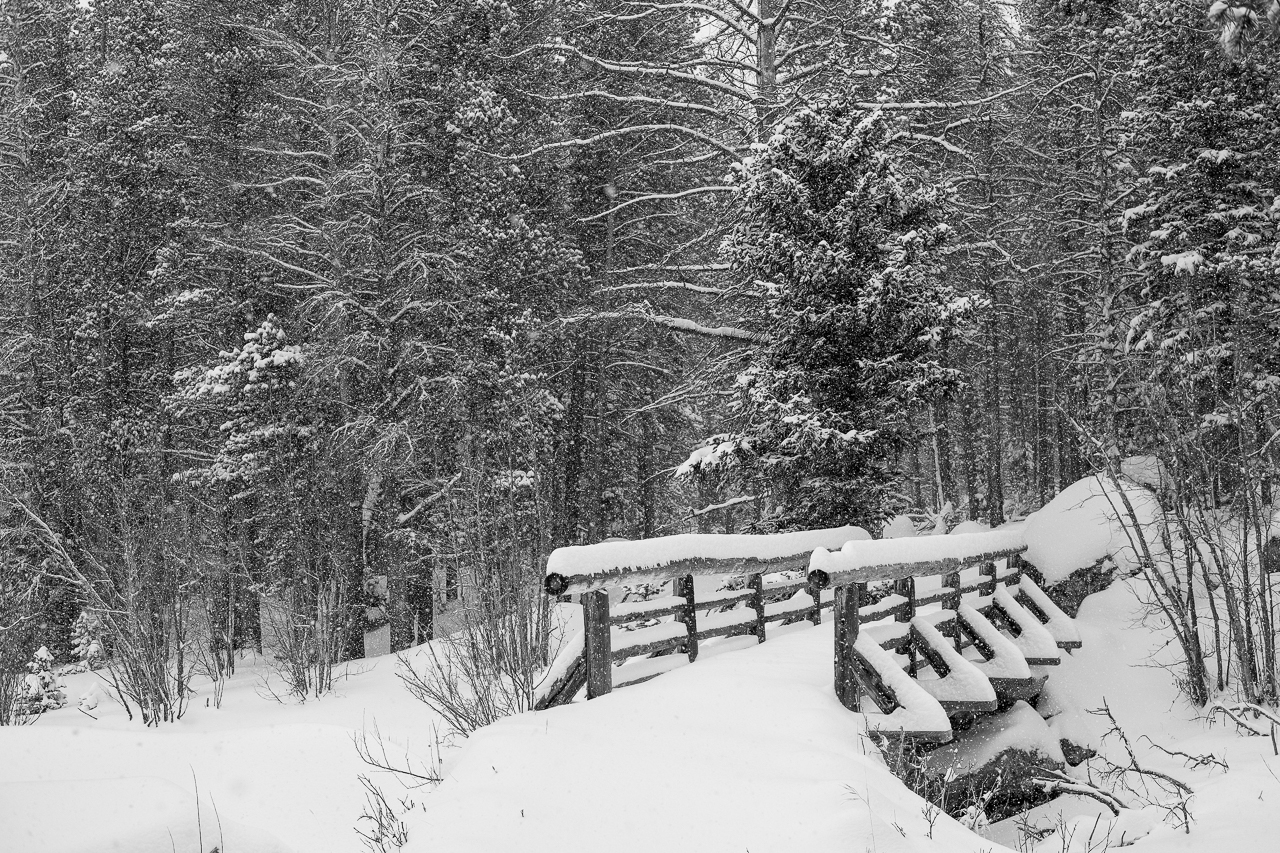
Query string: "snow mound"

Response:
xmin=950 ymin=519 xmax=991 ymax=535
xmin=0 ymin=777 xmax=295 ymax=853
xmin=1120 ymin=455 xmax=1170 ymax=491
xmin=407 ymin=621 xmax=1004 ymax=853
xmin=883 ymin=514 xmax=920 ymax=538
xmin=1022 ymin=474 xmax=1165 ymax=584
xmin=924 ymin=701 xmax=1064 ymax=778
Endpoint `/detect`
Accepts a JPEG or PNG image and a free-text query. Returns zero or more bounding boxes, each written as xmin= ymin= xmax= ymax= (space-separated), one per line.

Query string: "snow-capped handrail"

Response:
xmin=806 ymin=528 xmax=1027 ymax=590
xmin=543 ymin=525 xmax=869 ymax=596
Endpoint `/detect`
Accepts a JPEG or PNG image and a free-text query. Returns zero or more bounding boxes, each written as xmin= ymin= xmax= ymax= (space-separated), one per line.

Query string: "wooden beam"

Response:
xmin=546 ymin=551 xmax=815 ymax=597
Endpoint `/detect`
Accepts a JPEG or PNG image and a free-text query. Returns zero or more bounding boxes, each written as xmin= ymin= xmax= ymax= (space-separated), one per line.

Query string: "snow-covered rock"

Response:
xmin=1022 ymin=474 xmax=1165 ymax=585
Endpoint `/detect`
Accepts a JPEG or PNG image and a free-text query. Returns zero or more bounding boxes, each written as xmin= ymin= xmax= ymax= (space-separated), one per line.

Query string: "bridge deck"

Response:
xmin=414 ymin=620 xmax=1008 ymax=853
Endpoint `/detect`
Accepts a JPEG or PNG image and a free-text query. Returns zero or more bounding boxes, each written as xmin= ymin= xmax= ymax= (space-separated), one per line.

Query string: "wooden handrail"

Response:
xmin=543 ymin=526 xmax=869 ymax=596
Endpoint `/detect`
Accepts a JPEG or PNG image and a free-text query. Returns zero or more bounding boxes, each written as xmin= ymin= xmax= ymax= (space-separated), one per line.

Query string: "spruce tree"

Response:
xmin=709 ymin=105 xmax=979 ymax=529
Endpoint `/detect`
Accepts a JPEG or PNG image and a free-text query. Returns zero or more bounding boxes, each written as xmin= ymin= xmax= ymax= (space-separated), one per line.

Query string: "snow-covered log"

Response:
xmin=544 ymin=526 xmax=868 ymax=596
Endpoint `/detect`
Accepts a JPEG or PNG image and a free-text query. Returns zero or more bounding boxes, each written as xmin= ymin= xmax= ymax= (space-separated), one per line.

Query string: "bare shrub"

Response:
xmin=2 ymin=491 xmax=195 ymax=725
xmin=0 ymin=555 xmax=36 ymax=725
xmin=397 ymin=598 xmax=546 ymax=735
xmin=396 ymin=465 xmax=554 ymax=734
xmin=262 ymin=576 xmax=351 ymax=700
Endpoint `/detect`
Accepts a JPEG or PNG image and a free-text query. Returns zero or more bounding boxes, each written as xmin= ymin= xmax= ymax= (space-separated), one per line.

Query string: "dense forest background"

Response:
xmin=1 ymin=0 xmax=1277 ymax=720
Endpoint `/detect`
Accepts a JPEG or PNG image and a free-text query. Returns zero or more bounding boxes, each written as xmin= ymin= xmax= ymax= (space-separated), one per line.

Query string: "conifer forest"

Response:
xmin=2 ymin=0 xmax=1280 ymax=734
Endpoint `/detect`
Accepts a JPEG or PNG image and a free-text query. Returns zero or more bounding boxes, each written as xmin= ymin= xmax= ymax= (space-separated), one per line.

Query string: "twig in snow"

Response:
xmin=1207 ymin=702 xmax=1269 ymax=736
xmin=1033 ymin=769 xmax=1127 ymax=815
xmin=1139 ymin=736 xmax=1228 ymax=772
xmin=1089 ymin=700 xmax=1194 ymax=797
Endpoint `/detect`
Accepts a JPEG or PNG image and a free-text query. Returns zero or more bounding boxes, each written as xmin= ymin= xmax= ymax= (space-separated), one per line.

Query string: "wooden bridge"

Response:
xmin=539 ymin=526 xmax=1080 ymax=743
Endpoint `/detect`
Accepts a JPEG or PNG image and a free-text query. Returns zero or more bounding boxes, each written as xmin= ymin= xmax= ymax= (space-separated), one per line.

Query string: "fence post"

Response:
xmin=582 ymin=590 xmax=613 ymax=699
xmin=980 ymin=560 xmax=997 ymax=596
xmin=749 ymin=573 xmax=766 ymax=643
xmin=1007 ymin=552 xmax=1024 ymax=585
xmin=675 ymin=574 xmax=699 ymax=662
xmin=833 ymin=582 xmax=864 ymax=712
xmin=942 ymin=568 xmax=962 ymax=650
xmin=808 ymin=577 xmax=822 ymax=625
xmin=894 ymin=576 xmax=916 ymax=675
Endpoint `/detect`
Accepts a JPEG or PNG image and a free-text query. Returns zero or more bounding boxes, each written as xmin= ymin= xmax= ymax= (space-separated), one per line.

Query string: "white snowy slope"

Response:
xmin=0 ymin=648 xmax=448 ymax=853
xmin=404 ymin=620 xmax=1009 ymax=853
xmin=986 ymin=579 xmax=1280 ymax=852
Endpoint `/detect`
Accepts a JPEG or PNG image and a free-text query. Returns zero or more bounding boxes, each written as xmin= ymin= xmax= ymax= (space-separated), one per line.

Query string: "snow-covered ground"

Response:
xmin=986 ymin=580 xmax=1280 ymax=852
xmin=0 ymin=651 xmax=447 ymax=853
xmin=5 ymin=576 xmax=1280 ymax=853
xmin=402 ymin=620 xmax=999 ymax=853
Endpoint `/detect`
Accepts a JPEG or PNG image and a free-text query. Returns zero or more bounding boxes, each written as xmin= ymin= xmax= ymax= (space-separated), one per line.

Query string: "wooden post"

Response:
xmin=980 ymin=560 xmax=997 ymax=596
xmin=807 ymin=577 xmax=822 ymax=625
xmin=582 ymin=590 xmax=612 ymax=699
xmin=749 ymin=572 xmax=766 ymax=642
xmin=1007 ymin=552 xmax=1024 ymax=585
xmin=834 ymin=582 xmax=864 ymax=712
xmin=895 ymin=576 xmax=916 ymax=675
xmin=942 ymin=569 xmax=961 ymax=650
xmin=675 ymin=574 xmax=698 ymax=662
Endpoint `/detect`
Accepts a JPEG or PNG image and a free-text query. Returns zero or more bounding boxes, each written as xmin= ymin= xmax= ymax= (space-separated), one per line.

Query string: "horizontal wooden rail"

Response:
xmin=543 ymin=526 xmax=868 ymax=596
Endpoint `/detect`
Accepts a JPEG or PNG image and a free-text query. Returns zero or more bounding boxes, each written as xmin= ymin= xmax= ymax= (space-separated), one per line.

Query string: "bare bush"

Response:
xmin=261 ymin=577 xmax=350 ymax=700
xmin=2 ymin=491 xmax=195 ymax=724
xmin=397 ymin=597 xmax=547 ymax=735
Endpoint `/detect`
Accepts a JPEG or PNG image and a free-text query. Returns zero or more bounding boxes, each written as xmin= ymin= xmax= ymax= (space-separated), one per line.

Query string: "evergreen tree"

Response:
xmin=704 ymin=105 xmax=979 ymax=529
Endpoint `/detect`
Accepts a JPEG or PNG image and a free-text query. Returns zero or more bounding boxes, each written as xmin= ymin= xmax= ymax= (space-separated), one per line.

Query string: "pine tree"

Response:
xmin=705 ymin=105 xmax=980 ymax=529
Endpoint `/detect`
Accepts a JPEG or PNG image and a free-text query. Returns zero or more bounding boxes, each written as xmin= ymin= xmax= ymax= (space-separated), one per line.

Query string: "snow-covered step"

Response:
xmin=1016 ymin=576 xmax=1082 ymax=649
xmin=991 ymin=585 xmax=1061 ymax=666
xmin=909 ymin=616 xmax=998 ymax=713
xmin=853 ymin=632 xmax=953 ymax=743
xmin=955 ymin=603 xmax=1045 ymax=701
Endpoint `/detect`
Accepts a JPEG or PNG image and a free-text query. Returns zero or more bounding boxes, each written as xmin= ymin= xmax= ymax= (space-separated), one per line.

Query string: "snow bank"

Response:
xmin=533 ymin=602 xmax=584 ymax=707
xmin=883 ymin=514 xmax=920 ymax=538
xmin=924 ymin=701 xmax=1064 ymax=778
xmin=1021 ymin=474 xmax=1165 ymax=584
xmin=1 ymin=646 xmax=450 ymax=853
xmin=1121 ymin=455 xmax=1170 ymax=491
xmin=406 ymin=622 xmax=1000 ymax=852
xmin=950 ymin=519 xmax=991 ymax=535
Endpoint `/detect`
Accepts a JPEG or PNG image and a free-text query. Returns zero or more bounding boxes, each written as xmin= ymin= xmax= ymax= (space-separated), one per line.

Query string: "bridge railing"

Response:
xmin=539 ymin=526 xmax=1065 ymax=735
